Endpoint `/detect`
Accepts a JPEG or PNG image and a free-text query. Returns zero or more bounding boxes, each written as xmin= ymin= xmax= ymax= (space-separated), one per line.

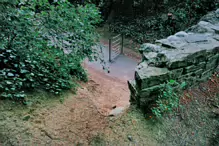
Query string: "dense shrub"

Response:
xmin=0 ymin=0 xmax=101 ymax=101
xmin=152 ymin=80 xmax=187 ymax=118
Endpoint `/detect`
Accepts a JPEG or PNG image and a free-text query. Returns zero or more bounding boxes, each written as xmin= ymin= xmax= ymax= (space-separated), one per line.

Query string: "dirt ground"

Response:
xmin=82 ymin=66 xmax=130 ymax=115
xmin=0 ymin=64 xmax=219 ymax=146
xmin=0 ymin=65 xmax=158 ymax=146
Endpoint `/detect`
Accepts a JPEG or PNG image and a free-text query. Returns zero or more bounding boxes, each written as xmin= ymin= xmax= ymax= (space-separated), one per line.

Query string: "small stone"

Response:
xmin=136 ymin=62 xmax=148 ymax=70
xmin=139 ymin=43 xmax=161 ymax=53
xmin=135 ymin=67 xmax=170 ymax=89
xmin=186 ymin=23 xmax=215 ymax=34
xmin=175 ymin=31 xmax=188 ymax=37
xmin=143 ymin=52 xmax=158 ymax=61
xmin=139 ymin=84 xmax=164 ymax=98
xmin=112 ymin=105 xmax=117 ymax=109
xmin=127 ymin=135 xmax=133 ymax=141
xmin=213 ymin=35 xmax=219 ymax=41
xmin=167 ymin=35 xmax=180 ymax=41
xmin=198 ymin=21 xmax=210 ymax=26
xmin=109 ymin=107 xmax=125 ymax=116
xmin=211 ymin=25 xmax=219 ymax=33
xmin=185 ymin=34 xmax=208 ymax=43
xmin=156 ymin=39 xmax=176 ymax=48
xmin=156 ymin=53 xmax=168 ymax=66
xmin=216 ymin=9 xmax=219 ymax=18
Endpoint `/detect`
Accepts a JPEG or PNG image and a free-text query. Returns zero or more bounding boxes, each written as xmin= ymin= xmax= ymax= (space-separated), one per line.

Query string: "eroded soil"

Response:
xmin=0 ymin=66 xmax=157 ymax=146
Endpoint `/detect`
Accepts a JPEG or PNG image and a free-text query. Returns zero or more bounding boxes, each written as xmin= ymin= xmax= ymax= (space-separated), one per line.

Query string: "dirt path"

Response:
xmin=85 ymin=40 xmax=139 ymax=113
xmin=0 ymin=67 xmax=121 ymax=145
xmin=0 ymin=66 xmax=158 ymax=146
xmin=85 ymin=66 xmax=130 ymax=114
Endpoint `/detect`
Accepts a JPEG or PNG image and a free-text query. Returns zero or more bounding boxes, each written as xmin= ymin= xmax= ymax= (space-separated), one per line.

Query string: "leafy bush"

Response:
xmin=0 ymin=0 xmax=101 ymax=102
xmin=152 ymin=80 xmax=187 ymax=118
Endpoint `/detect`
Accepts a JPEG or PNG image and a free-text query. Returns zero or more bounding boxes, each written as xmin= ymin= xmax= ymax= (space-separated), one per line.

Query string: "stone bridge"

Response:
xmin=128 ymin=9 xmax=219 ymax=109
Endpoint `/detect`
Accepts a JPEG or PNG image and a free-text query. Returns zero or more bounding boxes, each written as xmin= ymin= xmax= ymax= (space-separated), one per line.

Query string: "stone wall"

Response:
xmin=128 ymin=9 xmax=219 ymax=108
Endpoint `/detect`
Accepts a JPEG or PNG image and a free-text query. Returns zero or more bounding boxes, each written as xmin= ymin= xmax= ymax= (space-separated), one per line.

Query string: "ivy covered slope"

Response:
xmin=0 ymin=0 xmax=101 ymax=102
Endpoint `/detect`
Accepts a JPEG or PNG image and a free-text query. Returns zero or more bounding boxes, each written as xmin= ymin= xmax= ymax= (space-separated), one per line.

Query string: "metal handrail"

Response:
xmin=112 ymin=34 xmax=121 ymax=40
xmin=112 ymin=42 xmax=121 ymax=48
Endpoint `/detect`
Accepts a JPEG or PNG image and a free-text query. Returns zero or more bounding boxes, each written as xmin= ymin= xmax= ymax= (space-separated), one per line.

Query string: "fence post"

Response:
xmin=109 ymin=38 xmax=112 ymax=62
xmin=121 ymin=34 xmax=124 ymax=54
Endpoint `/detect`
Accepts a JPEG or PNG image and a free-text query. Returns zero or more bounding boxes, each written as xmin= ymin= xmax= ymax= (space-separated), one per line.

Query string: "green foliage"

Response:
xmin=110 ymin=0 xmax=217 ymax=43
xmin=0 ymin=0 xmax=101 ymax=101
xmin=152 ymin=80 xmax=187 ymax=118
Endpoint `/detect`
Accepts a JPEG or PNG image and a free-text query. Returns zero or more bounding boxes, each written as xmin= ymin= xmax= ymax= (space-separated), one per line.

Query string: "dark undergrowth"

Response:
xmin=110 ymin=0 xmax=218 ymax=43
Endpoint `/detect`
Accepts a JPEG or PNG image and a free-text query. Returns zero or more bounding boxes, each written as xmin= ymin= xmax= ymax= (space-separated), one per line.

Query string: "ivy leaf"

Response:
xmin=3 ymin=59 xmax=8 ymax=63
xmin=14 ymin=64 xmax=18 ymax=68
xmin=6 ymin=50 xmax=12 ymax=53
xmin=20 ymin=70 xmax=29 ymax=74
xmin=7 ymin=72 xmax=14 ymax=77
xmin=169 ymin=80 xmax=175 ymax=84
xmin=6 ymin=81 xmax=13 ymax=85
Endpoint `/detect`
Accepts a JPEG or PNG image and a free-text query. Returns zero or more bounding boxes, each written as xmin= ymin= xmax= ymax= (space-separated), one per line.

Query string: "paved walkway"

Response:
xmin=86 ymin=43 xmax=138 ymax=81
